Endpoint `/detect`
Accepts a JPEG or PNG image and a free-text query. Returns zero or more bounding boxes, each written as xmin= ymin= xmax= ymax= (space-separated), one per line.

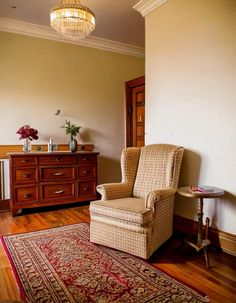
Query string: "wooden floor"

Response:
xmin=0 ymin=204 xmax=235 ymax=303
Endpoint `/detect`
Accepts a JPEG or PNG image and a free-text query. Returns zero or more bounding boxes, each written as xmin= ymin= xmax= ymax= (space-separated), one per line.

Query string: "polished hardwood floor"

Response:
xmin=0 ymin=204 xmax=235 ymax=302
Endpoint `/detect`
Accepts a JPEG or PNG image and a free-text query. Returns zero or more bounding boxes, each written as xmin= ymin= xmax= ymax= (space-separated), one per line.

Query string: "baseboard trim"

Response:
xmin=173 ymin=215 xmax=236 ymax=256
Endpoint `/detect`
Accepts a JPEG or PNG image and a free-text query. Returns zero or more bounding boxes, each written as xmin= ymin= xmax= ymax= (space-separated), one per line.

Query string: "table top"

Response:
xmin=178 ymin=186 xmax=224 ymax=199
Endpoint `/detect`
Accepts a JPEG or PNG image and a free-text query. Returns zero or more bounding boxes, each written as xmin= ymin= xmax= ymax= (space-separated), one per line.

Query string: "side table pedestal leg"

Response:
xmin=204 ymin=217 xmax=210 ymax=268
xmin=204 ymin=248 xmax=209 ymax=268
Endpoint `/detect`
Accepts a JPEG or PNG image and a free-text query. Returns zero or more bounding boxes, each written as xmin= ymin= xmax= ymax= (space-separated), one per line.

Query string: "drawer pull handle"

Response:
xmin=83 ymin=170 xmax=89 ymax=174
xmin=22 ymin=174 xmax=30 ymax=178
xmin=83 ymin=187 xmax=89 ymax=191
xmin=53 ymin=172 xmax=64 ymax=176
xmin=56 ymin=158 xmax=60 ymax=162
xmin=21 ymin=160 xmax=29 ymax=163
xmin=24 ymin=193 xmax=32 ymax=198
xmin=82 ymin=157 xmax=88 ymax=161
xmin=54 ymin=190 xmax=65 ymax=194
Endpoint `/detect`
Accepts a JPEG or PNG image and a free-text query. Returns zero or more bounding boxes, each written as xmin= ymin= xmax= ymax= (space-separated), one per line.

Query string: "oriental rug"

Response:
xmin=1 ymin=223 xmax=209 ymax=303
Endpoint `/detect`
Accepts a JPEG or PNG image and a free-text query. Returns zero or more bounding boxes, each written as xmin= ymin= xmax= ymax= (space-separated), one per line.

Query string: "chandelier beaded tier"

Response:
xmin=50 ymin=0 xmax=95 ymax=41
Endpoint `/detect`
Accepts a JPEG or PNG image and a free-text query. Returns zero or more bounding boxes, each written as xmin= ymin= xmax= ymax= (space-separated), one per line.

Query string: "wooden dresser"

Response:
xmin=8 ymin=151 xmax=99 ymax=216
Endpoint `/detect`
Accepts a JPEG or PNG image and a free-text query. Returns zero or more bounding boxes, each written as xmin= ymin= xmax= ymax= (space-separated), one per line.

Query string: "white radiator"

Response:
xmin=0 ymin=159 xmax=10 ymax=200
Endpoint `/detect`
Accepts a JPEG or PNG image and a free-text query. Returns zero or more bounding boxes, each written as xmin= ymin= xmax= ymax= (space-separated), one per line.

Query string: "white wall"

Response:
xmin=145 ymin=0 xmax=236 ymax=234
xmin=0 ymin=31 xmax=144 ymax=187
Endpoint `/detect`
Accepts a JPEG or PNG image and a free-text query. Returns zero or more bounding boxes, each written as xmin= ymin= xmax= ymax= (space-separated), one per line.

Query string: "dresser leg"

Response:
xmin=11 ymin=207 xmax=21 ymax=216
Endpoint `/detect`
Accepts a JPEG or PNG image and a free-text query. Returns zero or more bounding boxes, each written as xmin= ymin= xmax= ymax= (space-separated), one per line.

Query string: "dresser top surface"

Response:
xmin=8 ymin=151 xmax=99 ymax=157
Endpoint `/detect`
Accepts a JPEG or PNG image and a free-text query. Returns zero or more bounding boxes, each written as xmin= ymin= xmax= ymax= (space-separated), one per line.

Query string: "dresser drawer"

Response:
xmin=78 ymin=166 xmax=96 ymax=179
xmin=40 ymin=167 xmax=75 ymax=181
xmin=12 ymin=156 xmax=37 ymax=167
xmin=39 ymin=155 xmax=76 ymax=165
xmin=78 ymin=154 xmax=96 ymax=164
xmin=15 ymin=186 xmax=38 ymax=203
xmin=9 ymin=152 xmax=98 ymax=216
xmin=78 ymin=181 xmax=96 ymax=196
xmin=41 ymin=182 xmax=75 ymax=200
xmin=14 ymin=168 xmax=38 ymax=183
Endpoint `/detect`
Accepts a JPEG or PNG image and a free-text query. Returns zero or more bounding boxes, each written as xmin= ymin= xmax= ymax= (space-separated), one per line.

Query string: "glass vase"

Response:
xmin=23 ymin=138 xmax=31 ymax=152
xmin=69 ymin=138 xmax=77 ymax=152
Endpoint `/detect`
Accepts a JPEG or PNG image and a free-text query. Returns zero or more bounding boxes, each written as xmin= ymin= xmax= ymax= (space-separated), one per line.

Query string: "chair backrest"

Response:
xmin=133 ymin=144 xmax=184 ymax=198
xmin=121 ymin=147 xmax=140 ymax=185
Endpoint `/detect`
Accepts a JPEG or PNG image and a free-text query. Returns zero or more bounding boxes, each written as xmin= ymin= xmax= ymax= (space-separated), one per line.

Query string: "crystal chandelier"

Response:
xmin=50 ymin=0 xmax=95 ymax=41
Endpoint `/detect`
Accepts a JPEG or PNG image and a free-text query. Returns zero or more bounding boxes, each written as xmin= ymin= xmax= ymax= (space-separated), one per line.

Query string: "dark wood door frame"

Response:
xmin=125 ymin=75 xmax=145 ymax=147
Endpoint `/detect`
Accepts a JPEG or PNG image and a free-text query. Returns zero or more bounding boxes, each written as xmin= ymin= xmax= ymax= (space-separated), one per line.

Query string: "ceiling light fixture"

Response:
xmin=50 ymin=0 xmax=95 ymax=41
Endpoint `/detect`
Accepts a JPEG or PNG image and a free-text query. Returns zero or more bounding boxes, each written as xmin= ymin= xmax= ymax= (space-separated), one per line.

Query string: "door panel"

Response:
xmin=125 ymin=76 xmax=145 ymax=147
xmin=132 ymin=85 xmax=145 ymax=147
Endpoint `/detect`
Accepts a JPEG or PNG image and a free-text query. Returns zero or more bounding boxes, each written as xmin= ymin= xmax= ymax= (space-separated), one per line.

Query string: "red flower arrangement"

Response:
xmin=16 ymin=125 xmax=39 ymax=141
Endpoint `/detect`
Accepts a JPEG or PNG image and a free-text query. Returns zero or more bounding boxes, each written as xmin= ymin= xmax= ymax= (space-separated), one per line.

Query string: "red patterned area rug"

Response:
xmin=2 ymin=223 xmax=209 ymax=303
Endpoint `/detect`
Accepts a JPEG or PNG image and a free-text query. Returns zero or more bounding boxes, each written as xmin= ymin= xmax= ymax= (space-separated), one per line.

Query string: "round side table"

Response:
xmin=177 ymin=186 xmax=224 ymax=267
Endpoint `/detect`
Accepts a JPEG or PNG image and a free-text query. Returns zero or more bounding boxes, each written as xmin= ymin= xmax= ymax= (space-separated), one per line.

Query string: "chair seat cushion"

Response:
xmin=90 ymin=197 xmax=153 ymax=225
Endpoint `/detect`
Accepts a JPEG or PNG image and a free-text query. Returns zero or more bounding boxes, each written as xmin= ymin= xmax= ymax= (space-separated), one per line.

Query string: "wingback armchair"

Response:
xmin=90 ymin=144 xmax=184 ymax=259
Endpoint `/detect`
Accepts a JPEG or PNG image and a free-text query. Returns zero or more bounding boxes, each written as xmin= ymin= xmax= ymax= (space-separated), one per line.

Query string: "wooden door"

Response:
xmin=125 ymin=76 xmax=145 ymax=147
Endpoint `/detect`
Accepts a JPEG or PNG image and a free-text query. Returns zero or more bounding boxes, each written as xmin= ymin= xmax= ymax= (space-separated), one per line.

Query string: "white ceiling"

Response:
xmin=0 ymin=0 xmax=145 ymax=47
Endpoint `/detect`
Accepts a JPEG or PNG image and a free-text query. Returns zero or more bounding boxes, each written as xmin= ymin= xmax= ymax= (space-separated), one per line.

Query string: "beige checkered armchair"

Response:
xmin=90 ymin=144 xmax=184 ymax=259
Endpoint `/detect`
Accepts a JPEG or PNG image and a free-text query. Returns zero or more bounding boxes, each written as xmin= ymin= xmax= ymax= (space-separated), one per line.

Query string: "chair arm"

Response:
xmin=96 ymin=183 xmax=132 ymax=201
xmin=145 ymin=187 xmax=177 ymax=211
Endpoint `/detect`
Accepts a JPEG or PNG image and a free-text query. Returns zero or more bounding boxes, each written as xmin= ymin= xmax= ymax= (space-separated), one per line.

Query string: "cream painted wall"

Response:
xmin=146 ymin=0 xmax=236 ymax=234
xmin=0 ymin=31 xmax=144 ymax=186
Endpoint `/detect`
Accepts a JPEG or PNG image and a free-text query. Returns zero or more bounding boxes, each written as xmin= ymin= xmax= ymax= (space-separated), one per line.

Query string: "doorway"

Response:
xmin=125 ymin=76 xmax=145 ymax=147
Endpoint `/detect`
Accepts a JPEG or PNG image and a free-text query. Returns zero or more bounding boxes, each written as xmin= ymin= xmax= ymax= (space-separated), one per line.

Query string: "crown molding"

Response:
xmin=0 ymin=18 xmax=144 ymax=58
xmin=133 ymin=0 xmax=169 ymax=17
